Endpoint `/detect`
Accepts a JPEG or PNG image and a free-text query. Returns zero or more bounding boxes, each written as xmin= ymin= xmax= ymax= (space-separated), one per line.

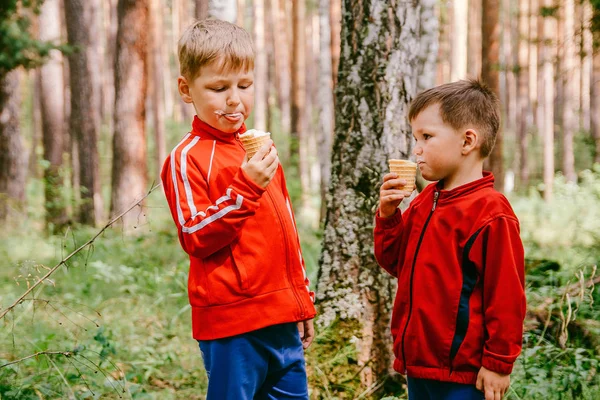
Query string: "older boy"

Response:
xmin=161 ymin=19 xmax=316 ymax=399
xmin=374 ymin=79 xmax=526 ymax=400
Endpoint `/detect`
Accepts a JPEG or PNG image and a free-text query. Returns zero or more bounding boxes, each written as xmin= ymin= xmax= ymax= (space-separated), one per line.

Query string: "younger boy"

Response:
xmin=161 ymin=19 xmax=316 ymax=399
xmin=374 ymin=79 xmax=526 ymax=400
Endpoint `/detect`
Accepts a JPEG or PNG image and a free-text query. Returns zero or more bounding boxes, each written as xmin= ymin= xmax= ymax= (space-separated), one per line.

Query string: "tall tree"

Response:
xmin=482 ymin=0 xmax=504 ymax=191
xmin=0 ymin=70 xmax=26 ymax=221
xmin=468 ymin=0 xmax=483 ymax=78
xmin=541 ymin=0 xmax=556 ymax=200
xmin=317 ymin=0 xmax=334 ymax=222
xmin=269 ymin=0 xmax=291 ymax=135
xmin=529 ymin=0 xmax=539 ymax=127
xmin=417 ymin=0 xmax=439 ymax=91
xmin=562 ymin=0 xmax=577 ymax=182
xmin=451 ymin=0 xmax=468 ymax=80
xmin=581 ymin=1 xmax=593 ymax=132
xmin=291 ymin=0 xmax=309 ymax=204
xmin=316 ymin=0 xmax=421 ymax=394
xmin=111 ymin=0 xmax=149 ymax=228
xmin=149 ymin=0 xmax=166 ymax=178
xmin=195 ymin=0 xmax=209 ymax=19
xmin=253 ymin=0 xmax=267 ymax=131
xmin=592 ymin=13 xmax=600 ymax=163
xmin=330 ymin=0 xmax=341 ymax=88
xmin=39 ymin=0 xmax=67 ymax=227
xmin=65 ymin=0 xmax=104 ymax=225
xmin=517 ymin=0 xmax=530 ymax=188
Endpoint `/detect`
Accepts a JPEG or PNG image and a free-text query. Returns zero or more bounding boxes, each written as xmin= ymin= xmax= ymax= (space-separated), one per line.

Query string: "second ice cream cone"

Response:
xmin=388 ymin=159 xmax=417 ymax=196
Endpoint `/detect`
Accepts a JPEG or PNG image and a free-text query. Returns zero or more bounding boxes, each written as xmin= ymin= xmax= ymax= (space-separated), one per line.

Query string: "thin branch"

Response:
xmin=0 ymin=351 xmax=72 ymax=369
xmin=0 ymin=183 xmax=162 ymax=321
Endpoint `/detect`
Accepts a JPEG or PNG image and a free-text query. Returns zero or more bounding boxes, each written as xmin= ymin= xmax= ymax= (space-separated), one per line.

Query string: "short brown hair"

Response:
xmin=408 ymin=79 xmax=500 ymax=158
xmin=178 ymin=19 xmax=254 ymax=80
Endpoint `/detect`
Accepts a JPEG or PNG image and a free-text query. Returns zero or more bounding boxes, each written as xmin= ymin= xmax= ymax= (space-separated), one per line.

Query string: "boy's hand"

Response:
xmin=297 ymin=319 xmax=315 ymax=350
xmin=379 ymin=173 xmax=408 ymax=218
xmin=242 ymin=140 xmax=279 ymax=188
xmin=476 ymin=366 xmax=510 ymax=400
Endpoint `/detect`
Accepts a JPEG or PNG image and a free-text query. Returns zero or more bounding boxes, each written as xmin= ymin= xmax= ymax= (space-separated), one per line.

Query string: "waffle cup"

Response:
xmin=388 ymin=159 xmax=417 ymax=196
xmin=239 ymin=132 xmax=271 ymax=159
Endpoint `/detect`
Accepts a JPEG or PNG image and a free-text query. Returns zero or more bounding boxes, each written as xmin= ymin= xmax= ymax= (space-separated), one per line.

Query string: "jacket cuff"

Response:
xmin=233 ymin=168 xmax=267 ymax=201
xmin=481 ymin=355 xmax=514 ymax=375
xmin=375 ymin=208 xmax=402 ymax=229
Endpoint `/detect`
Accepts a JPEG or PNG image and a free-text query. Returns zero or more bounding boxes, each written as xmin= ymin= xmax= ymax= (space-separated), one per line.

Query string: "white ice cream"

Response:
xmin=239 ymin=129 xmax=270 ymax=139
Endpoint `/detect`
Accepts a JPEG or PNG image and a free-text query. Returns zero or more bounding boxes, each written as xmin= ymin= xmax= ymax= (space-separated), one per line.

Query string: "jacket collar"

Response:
xmin=435 ymin=171 xmax=495 ymax=201
xmin=190 ymin=115 xmax=247 ymax=142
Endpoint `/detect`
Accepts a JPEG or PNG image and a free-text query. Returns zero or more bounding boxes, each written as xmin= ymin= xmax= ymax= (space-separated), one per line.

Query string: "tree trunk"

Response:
xmin=316 ymin=0 xmax=421 ymax=394
xmin=451 ymin=0 xmax=468 ymax=80
xmin=149 ymin=0 xmax=166 ymax=179
xmin=417 ymin=0 xmax=438 ymax=91
xmin=39 ymin=0 xmax=67 ymax=228
xmin=64 ymin=0 xmax=104 ymax=225
xmin=0 ymin=70 xmax=27 ymax=222
xmin=482 ymin=0 xmax=504 ymax=191
xmin=291 ymin=0 xmax=308 ymax=204
xmin=173 ymin=0 xmax=194 ymax=123
xmin=542 ymin=0 xmax=556 ymax=200
xmin=111 ymin=0 xmax=149 ymax=228
xmin=195 ymin=0 xmax=209 ymax=19
xmin=562 ymin=0 xmax=576 ymax=182
xmin=269 ymin=0 xmax=291 ymax=135
xmin=581 ymin=1 xmax=592 ymax=132
xmin=102 ymin=0 xmax=118 ymax=133
xmin=468 ymin=0 xmax=482 ymax=78
xmin=330 ymin=0 xmax=341 ymax=88
xmin=592 ymin=41 xmax=600 ymax=164
xmin=437 ymin=1 xmax=451 ymax=84
xmin=529 ymin=0 xmax=539 ymax=127
xmin=517 ymin=0 xmax=530 ymax=188
xmin=253 ymin=0 xmax=268 ymax=131
xmin=318 ymin=0 xmax=334 ymax=223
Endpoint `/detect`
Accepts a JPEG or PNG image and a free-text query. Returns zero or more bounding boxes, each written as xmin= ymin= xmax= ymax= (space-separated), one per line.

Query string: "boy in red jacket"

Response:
xmin=374 ymin=79 xmax=526 ymax=400
xmin=161 ymin=19 xmax=316 ymax=399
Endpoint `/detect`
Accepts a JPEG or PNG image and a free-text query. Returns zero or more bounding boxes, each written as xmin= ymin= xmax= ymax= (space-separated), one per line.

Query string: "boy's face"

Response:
xmin=411 ymin=103 xmax=465 ymax=182
xmin=179 ymin=61 xmax=254 ymax=133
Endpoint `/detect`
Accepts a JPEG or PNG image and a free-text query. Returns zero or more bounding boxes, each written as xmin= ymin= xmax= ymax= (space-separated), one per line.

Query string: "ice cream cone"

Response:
xmin=239 ymin=130 xmax=271 ymax=159
xmin=388 ymin=159 xmax=417 ymax=195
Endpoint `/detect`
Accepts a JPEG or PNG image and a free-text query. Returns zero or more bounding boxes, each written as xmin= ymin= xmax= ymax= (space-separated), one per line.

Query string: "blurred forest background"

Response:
xmin=1 ymin=0 xmax=599 ymax=399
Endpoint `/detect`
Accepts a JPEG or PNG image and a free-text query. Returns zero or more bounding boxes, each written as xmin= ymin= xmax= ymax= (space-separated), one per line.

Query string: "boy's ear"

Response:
xmin=178 ymin=76 xmax=193 ymax=104
xmin=461 ymin=129 xmax=479 ymax=155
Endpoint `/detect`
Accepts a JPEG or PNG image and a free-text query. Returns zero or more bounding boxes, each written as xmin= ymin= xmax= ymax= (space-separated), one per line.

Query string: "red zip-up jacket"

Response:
xmin=374 ymin=172 xmax=526 ymax=385
xmin=161 ymin=116 xmax=316 ymax=340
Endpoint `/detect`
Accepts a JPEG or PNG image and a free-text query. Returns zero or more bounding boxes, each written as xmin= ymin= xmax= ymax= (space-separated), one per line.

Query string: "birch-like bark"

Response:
xmin=317 ymin=0 xmax=421 ymax=390
xmin=562 ymin=0 xmax=576 ymax=182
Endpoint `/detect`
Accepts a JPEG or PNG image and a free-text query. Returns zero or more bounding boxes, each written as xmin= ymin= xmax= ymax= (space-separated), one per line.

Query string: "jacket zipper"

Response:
xmin=400 ymin=190 xmax=439 ymax=373
xmin=267 ymin=190 xmax=305 ymax=319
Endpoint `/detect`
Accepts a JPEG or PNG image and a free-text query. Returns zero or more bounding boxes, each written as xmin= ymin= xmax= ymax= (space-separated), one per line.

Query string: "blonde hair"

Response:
xmin=178 ymin=19 xmax=254 ymax=80
xmin=408 ymin=79 xmax=500 ymax=158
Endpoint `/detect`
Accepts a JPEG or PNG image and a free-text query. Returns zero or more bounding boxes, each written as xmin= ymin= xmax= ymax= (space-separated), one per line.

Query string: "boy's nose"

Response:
xmin=412 ymin=146 xmax=422 ymax=156
xmin=227 ymin=90 xmax=241 ymax=107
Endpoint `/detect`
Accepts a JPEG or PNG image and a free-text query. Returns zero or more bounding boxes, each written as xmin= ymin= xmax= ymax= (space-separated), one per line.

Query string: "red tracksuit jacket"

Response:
xmin=161 ymin=116 xmax=316 ymax=340
xmin=374 ymin=172 xmax=526 ymax=385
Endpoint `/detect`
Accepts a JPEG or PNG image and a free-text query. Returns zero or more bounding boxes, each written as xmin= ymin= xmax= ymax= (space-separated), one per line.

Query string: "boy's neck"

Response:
xmin=441 ymin=158 xmax=485 ymax=191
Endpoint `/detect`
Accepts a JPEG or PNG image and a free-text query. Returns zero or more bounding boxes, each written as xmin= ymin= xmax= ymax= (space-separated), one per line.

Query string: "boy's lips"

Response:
xmin=215 ymin=111 xmax=243 ymax=123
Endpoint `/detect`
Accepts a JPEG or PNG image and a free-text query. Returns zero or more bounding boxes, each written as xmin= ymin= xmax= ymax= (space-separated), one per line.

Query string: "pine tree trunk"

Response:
xmin=482 ymin=0 xmax=504 ymax=191
xmin=542 ymin=0 xmax=556 ymax=200
xmin=451 ymin=0 xmax=468 ymax=80
xmin=581 ymin=1 xmax=592 ymax=132
xmin=316 ymin=0 xmax=421 ymax=393
xmin=39 ymin=0 xmax=67 ymax=228
xmin=269 ymin=0 xmax=291 ymax=135
xmin=562 ymin=0 xmax=576 ymax=182
xmin=468 ymin=0 xmax=483 ymax=78
xmin=111 ymin=0 xmax=149 ymax=228
xmin=253 ymin=0 xmax=268 ymax=131
xmin=529 ymin=0 xmax=539 ymax=127
xmin=592 ymin=42 xmax=600 ymax=164
xmin=102 ymin=0 xmax=118 ymax=134
xmin=64 ymin=0 xmax=104 ymax=225
xmin=517 ymin=0 xmax=530 ymax=188
xmin=291 ymin=0 xmax=308 ymax=203
xmin=195 ymin=0 xmax=209 ymax=19
xmin=330 ymin=0 xmax=341 ymax=88
xmin=318 ymin=0 xmax=334 ymax=223
xmin=0 ymin=70 xmax=27 ymax=222
xmin=149 ymin=0 xmax=166 ymax=179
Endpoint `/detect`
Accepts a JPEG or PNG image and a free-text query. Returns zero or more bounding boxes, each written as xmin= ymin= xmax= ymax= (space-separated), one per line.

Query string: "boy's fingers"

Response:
xmin=297 ymin=321 xmax=305 ymax=340
xmin=381 ymin=179 xmax=407 ymax=190
xmin=251 ymin=139 xmax=273 ymax=161
xmin=476 ymin=375 xmax=484 ymax=392
xmin=383 ymin=173 xmax=398 ymax=182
